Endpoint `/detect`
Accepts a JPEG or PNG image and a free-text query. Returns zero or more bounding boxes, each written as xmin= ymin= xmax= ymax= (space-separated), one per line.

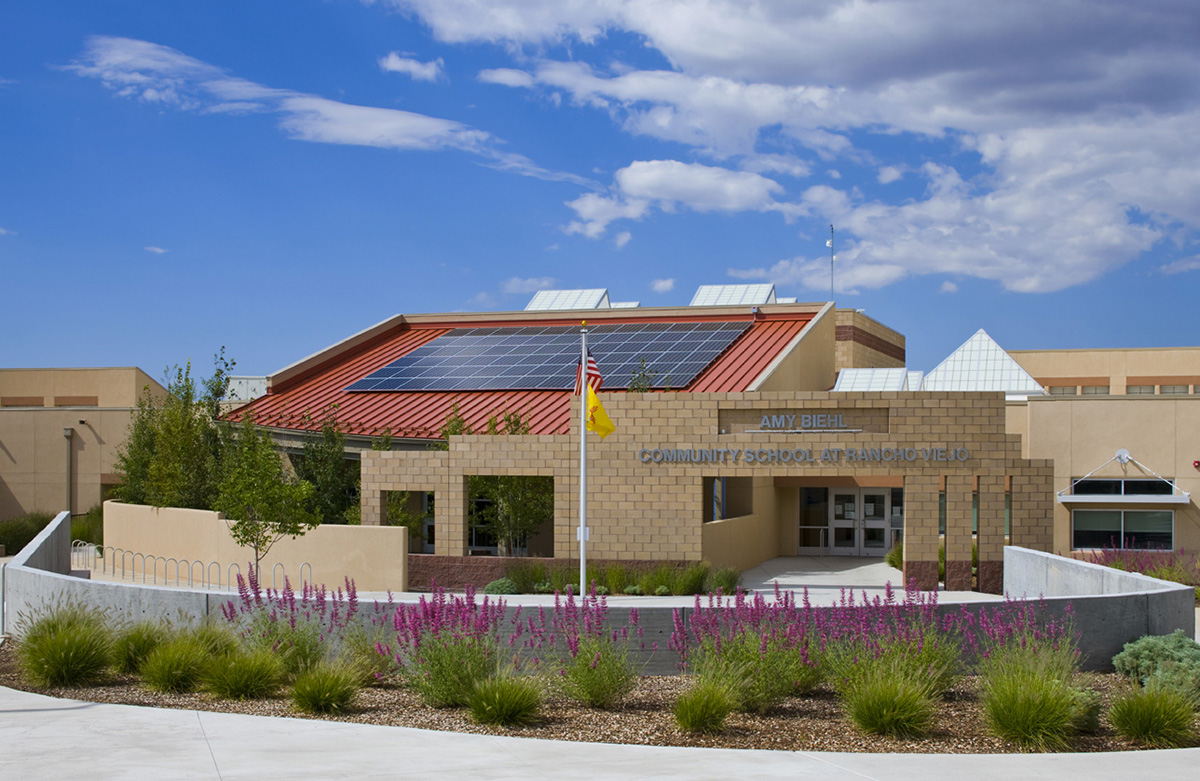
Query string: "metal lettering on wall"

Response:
xmin=636 ymin=446 xmax=971 ymax=464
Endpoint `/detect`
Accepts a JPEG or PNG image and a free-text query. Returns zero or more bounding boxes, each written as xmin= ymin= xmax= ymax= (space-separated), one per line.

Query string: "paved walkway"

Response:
xmin=3 ymin=683 xmax=1199 ymax=780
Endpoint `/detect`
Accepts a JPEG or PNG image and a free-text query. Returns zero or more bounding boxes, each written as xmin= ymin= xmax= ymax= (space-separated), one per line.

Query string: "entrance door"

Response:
xmin=829 ymin=489 xmax=890 ymax=556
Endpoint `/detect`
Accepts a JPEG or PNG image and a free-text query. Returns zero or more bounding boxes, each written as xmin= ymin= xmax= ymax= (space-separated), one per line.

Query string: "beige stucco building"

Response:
xmin=0 ymin=368 xmax=164 ymax=520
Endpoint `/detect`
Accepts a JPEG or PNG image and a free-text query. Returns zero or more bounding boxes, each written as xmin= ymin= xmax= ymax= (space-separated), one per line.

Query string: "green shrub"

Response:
xmin=1113 ymin=630 xmax=1200 ymax=684
xmin=843 ymin=667 xmax=935 ymax=738
xmin=623 ymin=584 xmax=644 ymax=596
xmin=407 ymin=635 xmax=494 ymax=708
xmin=671 ymin=562 xmax=710 ymax=596
xmin=339 ymin=621 xmax=399 ymax=685
xmin=981 ymin=671 xmax=1080 ymax=751
xmin=113 ymin=621 xmax=172 ymax=675
xmin=594 ymin=585 xmax=610 ymax=596
xmin=71 ymin=505 xmax=105 ymax=546
xmin=708 ymin=567 xmax=741 ymax=594
xmin=483 ymin=577 xmax=519 ymax=595
xmin=505 ymin=560 xmax=548 ymax=594
xmin=142 ymin=636 xmax=211 ymax=693
xmin=636 ymin=564 xmax=677 ymax=596
xmin=469 ymin=675 xmax=542 ymax=726
xmin=16 ymin=602 xmax=112 ymax=687
xmin=1148 ymin=660 xmax=1200 ymax=699
xmin=674 ymin=679 xmax=737 ymax=734
xmin=547 ymin=565 xmax=575 ymax=595
xmin=558 ymin=636 xmax=637 ymax=709
xmin=597 ymin=563 xmax=632 ymax=595
xmin=1109 ymin=683 xmax=1197 ymax=748
xmin=204 ymin=648 xmax=284 ymax=700
xmin=824 ymin=633 xmax=959 ymax=700
xmin=186 ymin=623 xmax=240 ymax=659
xmin=885 ymin=542 xmax=903 ymax=570
xmin=694 ymin=632 xmax=818 ymax=714
xmin=533 ymin=580 xmax=554 ymax=594
xmin=291 ymin=662 xmax=361 ymax=714
xmin=1071 ymin=687 xmax=1103 ymax=734
xmin=655 ymin=585 xmax=671 ymax=597
xmin=245 ymin=615 xmax=326 ymax=676
xmin=0 ymin=512 xmax=54 ymax=555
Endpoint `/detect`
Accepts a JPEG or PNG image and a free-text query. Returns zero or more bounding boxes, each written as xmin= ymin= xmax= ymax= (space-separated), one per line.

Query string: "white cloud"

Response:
xmin=0 ymin=227 xmax=10 ymax=235
xmin=381 ymin=1 xmax=1200 ymax=293
xmin=501 ymin=276 xmax=556 ymax=294
xmin=67 ymin=36 xmax=584 ymax=185
xmin=567 ymin=159 xmax=805 ymax=237
xmin=650 ymin=278 xmax=674 ymax=293
xmin=379 ymin=53 xmax=445 ymax=82
xmin=144 ymin=246 xmax=168 ymax=254
xmin=470 ymin=291 xmax=497 ymax=307
xmin=1161 ymin=256 xmax=1200 ymax=275
xmin=478 ymin=68 xmax=534 ymax=88
xmin=613 ymin=231 xmax=631 ymax=248
xmin=940 ymin=281 xmax=958 ymax=293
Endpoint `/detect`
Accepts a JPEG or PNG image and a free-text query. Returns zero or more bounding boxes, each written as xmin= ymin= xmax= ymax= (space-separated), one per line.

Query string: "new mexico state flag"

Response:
xmin=585 ymin=384 xmax=615 ymax=439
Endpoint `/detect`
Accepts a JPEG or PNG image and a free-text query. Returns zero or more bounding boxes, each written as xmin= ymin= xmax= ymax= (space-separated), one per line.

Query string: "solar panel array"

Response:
xmin=689 ymin=283 xmax=776 ymax=307
xmin=524 ymin=289 xmax=610 ymax=311
xmin=345 ymin=321 xmax=751 ymax=393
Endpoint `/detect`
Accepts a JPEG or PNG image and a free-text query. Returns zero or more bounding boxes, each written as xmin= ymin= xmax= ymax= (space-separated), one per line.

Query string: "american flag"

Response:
xmin=574 ymin=350 xmax=603 ymax=395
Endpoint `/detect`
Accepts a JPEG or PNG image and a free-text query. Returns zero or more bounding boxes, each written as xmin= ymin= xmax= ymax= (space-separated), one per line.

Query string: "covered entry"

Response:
xmin=795 ymin=481 xmax=904 ymax=557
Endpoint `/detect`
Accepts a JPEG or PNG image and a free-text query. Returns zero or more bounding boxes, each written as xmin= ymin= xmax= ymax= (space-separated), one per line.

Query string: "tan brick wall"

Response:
xmin=361 ymin=390 xmax=1050 ymax=586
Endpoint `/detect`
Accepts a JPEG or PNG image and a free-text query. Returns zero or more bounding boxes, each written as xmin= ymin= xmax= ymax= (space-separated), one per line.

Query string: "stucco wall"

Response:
xmin=103 ymin=501 xmax=408 ymax=592
xmin=1025 ymin=396 xmax=1200 ymax=553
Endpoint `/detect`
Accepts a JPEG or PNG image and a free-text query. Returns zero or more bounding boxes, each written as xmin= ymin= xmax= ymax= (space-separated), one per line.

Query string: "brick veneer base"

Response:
xmin=977 ymin=561 xmax=1003 ymax=595
xmin=944 ymin=560 xmax=972 ymax=592
xmin=407 ymin=554 xmax=692 ymax=591
xmin=903 ymin=560 xmax=939 ymax=592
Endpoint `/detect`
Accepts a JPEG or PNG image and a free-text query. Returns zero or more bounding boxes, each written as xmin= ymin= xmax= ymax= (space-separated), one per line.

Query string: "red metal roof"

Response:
xmin=232 ymin=311 xmax=813 ymax=439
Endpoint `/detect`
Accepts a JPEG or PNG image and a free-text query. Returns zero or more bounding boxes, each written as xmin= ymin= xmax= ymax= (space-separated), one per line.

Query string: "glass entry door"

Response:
xmin=830 ymin=489 xmax=890 ymax=556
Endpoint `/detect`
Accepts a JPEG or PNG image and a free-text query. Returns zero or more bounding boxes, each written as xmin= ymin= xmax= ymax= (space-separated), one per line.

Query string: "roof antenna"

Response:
xmin=826 ymin=224 xmax=836 ymax=301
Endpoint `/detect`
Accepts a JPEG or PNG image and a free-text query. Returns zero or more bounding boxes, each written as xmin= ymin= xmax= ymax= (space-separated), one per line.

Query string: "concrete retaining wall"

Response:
xmin=1002 ymin=546 xmax=1196 ymax=668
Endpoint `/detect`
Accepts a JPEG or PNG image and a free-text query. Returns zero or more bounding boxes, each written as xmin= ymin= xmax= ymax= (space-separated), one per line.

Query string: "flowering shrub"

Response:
xmin=221 ymin=566 xmax=396 ymax=680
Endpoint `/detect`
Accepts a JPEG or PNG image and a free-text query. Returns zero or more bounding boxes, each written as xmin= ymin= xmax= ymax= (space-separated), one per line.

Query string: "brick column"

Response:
xmin=944 ymin=474 xmax=973 ymax=591
xmin=1011 ymin=462 xmax=1054 ymax=552
xmin=902 ymin=473 xmax=940 ymax=591
xmin=361 ymin=487 xmax=385 ymax=526
xmin=434 ymin=478 xmax=469 ymax=556
xmin=977 ymin=473 xmax=1005 ymax=593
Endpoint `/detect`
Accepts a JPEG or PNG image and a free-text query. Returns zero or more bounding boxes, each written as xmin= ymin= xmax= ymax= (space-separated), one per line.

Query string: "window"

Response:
xmin=1125 ymin=385 xmax=1154 ymax=395
xmin=1072 ymin=478 xmax=1175 ymax=496
xmin=1160 ymin=385 xmax=1187 ymax=394
xmin=1080 ymin=385 xmax=1109 ymax=395
xmin=1048 ymin=386 xmax=1077 ymax=396
xmin=1072 ymin=509 xmax=1173 ymax=550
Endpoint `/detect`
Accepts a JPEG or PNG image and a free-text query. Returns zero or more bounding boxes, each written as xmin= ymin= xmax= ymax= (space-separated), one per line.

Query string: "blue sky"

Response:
xmin=3 ymin=1 xmax=1199 ymax=378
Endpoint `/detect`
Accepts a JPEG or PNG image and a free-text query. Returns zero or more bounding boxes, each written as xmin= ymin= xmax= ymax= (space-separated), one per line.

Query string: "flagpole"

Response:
xmin=578 ymin=321 xmax=588 ymax=595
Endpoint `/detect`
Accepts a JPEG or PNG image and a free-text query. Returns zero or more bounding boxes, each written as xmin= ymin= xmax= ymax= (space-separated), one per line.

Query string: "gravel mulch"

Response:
xmin=0 ymin=641 xmax=1180 ymax=754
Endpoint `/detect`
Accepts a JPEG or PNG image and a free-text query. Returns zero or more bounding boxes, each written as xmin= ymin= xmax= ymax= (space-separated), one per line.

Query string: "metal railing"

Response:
xmin=72 ymin=540 xmax=314 ymax=592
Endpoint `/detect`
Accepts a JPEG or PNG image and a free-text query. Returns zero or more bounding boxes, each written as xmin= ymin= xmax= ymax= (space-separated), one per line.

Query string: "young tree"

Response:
xmin=472 ymin=411 xmax=554 ymax=556
xmin=215 ymin=415 xmax=319 ymax=576
xmin=113 ymin=349 xmax=233 ymax=509
xmin=294 ymin=407 xmax=357 ymax=525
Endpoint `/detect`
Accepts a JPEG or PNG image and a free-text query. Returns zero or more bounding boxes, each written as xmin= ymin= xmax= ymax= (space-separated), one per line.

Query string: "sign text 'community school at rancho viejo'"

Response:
xmin=637 ymin=410 xmax=970 ymax=465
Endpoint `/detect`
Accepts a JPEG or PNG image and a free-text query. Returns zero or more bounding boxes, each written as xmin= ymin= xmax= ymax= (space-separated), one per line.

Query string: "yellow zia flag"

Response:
xmin=585 ymin=383 xmax=615 ymax=439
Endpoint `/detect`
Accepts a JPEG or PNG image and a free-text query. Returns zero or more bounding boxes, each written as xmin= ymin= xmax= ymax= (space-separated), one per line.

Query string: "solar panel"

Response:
xmin=345 ymin=321 xmax=751 ymax=393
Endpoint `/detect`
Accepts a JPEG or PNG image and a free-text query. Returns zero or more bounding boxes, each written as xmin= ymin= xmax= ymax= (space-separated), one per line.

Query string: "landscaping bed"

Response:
xmin=0 ymin=640 xmax=1156 ymax=754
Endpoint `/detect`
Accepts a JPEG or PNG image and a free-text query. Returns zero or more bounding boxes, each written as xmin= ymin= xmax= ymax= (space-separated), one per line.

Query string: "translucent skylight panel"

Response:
xmin=689 ymin=284 xmax=776 ymax=307
xmin=524 ymin=289 xmax=610 ymax=311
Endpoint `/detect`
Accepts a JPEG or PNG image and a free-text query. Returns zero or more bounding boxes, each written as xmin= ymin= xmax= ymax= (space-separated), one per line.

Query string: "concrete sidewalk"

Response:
xmin=3 ymin=684 xmax=1198 ymax=780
